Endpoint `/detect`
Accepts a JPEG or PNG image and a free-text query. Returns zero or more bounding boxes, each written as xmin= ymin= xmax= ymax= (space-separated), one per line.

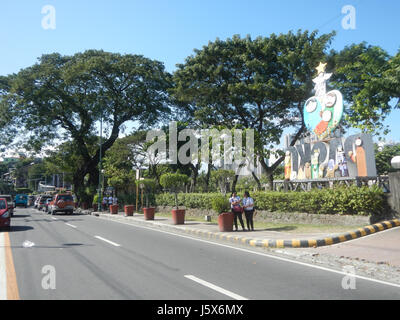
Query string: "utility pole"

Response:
xmin=97 ymin=114 xmax=103 ymax=212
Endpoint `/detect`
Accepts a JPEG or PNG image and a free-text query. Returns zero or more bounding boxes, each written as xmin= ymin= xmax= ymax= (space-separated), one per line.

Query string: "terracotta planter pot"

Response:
xmin=92 ymin=203 xmax=98 ymax=212
xmin=81 ymin=202 xmax=88 ymax=210
xmin=172 ymin=209 xmax=185 ymax=225
xmin=110 ymin=204 xmax=119 ymax=214
xmin=143 ymin=207 xmax=155 ymax=220
xmin=218 ymin=212 xmax=234 ymax=232
xmin=124 ymin=205 xmax=134 ymax=216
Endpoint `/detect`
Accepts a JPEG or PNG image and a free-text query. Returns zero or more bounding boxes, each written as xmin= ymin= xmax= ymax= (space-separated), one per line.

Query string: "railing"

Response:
xmin=271 ymin=176 xmax=390 ymax=192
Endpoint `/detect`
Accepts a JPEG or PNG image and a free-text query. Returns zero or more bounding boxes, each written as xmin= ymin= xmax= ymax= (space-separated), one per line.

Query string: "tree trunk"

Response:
xmin=72 ymin=170 xmax=86 ymax=203
xmin=258 ymin=125 xmax=305 ymax=191
xmin=231 ymin=174 xmax=239 ymax=192
xmin=252 ymin=172 xmax=262 ymax=190
xmin=189 ymin=163 xmax=199 ymax=193
xmin=205 ymin=162 xmax=212 ymax=192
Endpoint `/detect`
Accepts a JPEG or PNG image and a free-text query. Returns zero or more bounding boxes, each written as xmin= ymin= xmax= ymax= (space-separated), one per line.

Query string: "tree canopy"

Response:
xmin=172 ymin=30 xmax=336 ymax=185
xmin=0 ymin=50 xmax=172 ymax=200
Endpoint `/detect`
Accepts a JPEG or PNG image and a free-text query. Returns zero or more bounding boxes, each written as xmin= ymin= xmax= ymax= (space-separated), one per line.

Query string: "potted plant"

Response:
xmin=109 ymin=196 xmax=118 ymax=214
xmin=92 ymin=194 xmax=101 ymax=212
xmin=135 ymin=178 xmax=157 ymax=220
xmin=212 ymin=195 xmax=234 ymax=232
xmin=159 ymin=173 xmax=189 ymax=225
xmin=124 ymin=204 xmax=134 ymax=216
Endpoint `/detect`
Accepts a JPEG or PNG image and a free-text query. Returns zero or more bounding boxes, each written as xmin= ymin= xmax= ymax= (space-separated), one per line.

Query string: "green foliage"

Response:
xmin=136 ymin=178 xmax=157 ymax=207
xmin=159 ymin=173 xmax=189 ymax=208
xmin=15 ymin=188 xmax=32 ymax=194
xmin=135 ymin=178 xmax=157 ymax=190
xmin=374 ymin=143 xmax=400 ymax=174
xmin=0 ymin=50 xmax=172 ymax=201
xmin=211 ymin=195 xmax=231 ymax=214
xmin=155 ymin=186 xmax=386 ymax=216
xmin=93 ymin=193 xmax=103 ymax=205
xmin=210 ymin=169 xmax=235 ymax=193
xmin=331 ymin=43 xmax=392 ymax=135
xmin=172 ymin=30 xmax=336 ymax=182
xmin=159 ymin=173 xmax=189 ymax=190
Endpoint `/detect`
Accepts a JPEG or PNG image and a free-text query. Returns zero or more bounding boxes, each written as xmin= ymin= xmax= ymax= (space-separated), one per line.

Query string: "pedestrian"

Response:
xmin=229 ymin=192 xmax=245 ymax=231
xmin=102 ymin=196 xmax=107 ymax=211
xmin=113 ymin=195 xmax=118 ymax=205
xmin=242 ymin=191 xmax=255 ymax=231
xmin=107 ymin=195 xmax=113 ymax=208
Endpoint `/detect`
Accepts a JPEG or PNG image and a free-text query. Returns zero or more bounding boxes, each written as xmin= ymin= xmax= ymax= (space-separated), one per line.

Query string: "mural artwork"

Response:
xmin=284 ymin=63 xmax=377 ymax=181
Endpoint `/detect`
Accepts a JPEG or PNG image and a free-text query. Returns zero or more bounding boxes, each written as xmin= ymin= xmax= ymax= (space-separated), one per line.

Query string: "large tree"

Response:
xmin=172 ymin=30 xmax=336 ymax=187
xmin=0 ymin=50 xmax=172 ymax=201
xmin=329 ymin=43 xmax=394 ymax=135
xmin=172 ymin=31 xmax=399 ymax=187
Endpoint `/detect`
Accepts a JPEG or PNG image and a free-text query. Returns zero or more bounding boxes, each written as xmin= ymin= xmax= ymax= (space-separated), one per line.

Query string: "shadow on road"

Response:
xmin=8 ymin=226 xmax=34 ymax=232
xmin=11 ymin=215 xmax=31 ymax=218
xmin=263 ymin=226 xmax=297 ymax=232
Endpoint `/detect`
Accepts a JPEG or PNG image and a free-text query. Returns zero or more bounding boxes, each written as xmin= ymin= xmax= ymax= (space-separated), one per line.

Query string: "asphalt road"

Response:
xmin=5 ymin=207 xmax=400 ymax=300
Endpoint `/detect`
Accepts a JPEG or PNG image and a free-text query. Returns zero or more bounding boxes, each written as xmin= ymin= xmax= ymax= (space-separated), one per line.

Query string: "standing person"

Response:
xmin=229 ymin=192 xmax=245 ymax=231
xmin=242 ymin=191 xmax=255 ymax=231
xmin=113 ymin=195 xmax=118 ymax=205
xmin=107 ymin=195 xmax=113 ymax=209
xmin=102 ymin=196 xmax=107 ymax=211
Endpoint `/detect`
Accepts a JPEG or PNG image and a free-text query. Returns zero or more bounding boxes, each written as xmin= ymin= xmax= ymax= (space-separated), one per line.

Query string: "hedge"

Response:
xmin=155 ymin=186 xmax=386 ymax=216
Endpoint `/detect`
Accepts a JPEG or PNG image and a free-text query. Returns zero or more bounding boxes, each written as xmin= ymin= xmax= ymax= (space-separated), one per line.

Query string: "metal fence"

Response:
xmin=271 ymin=176 xmax=390 ymax=192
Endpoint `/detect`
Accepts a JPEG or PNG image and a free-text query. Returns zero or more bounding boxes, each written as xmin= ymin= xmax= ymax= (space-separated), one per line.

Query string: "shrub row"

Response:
xmin=155 ymin=186 xmax=386 ymax=216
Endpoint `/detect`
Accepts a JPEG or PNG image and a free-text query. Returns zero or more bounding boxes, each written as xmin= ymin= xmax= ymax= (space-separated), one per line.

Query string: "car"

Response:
xmin=0 ymin=198 xmax=11 ymax=230
xmin=37 ymin=195 xmax=53 ymax=211
xmin=28 ymin=195 xmax=35 ymax=207
xmin=49 ymin=193 xmax=75 ymax=215
xmin=15 ymin=194 xmax=28 ymax=208
xmin=34 ymin=196 xmax=41 ymax=208
xmin=0 ymin=195 xmax=14 ymax=217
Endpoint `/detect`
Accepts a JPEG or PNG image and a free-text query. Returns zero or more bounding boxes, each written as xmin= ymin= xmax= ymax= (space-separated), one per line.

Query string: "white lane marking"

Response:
xmin=65 ymin=223 xmax=77 ymax=229
xmin=51 ymin=217 xmax=58 ymax=220
xmin=94 ymin=236 xmax=121 ymax=247
xmin=185 ymin=275 xmax=248 ymax=300
xmin=0 ymin=233 xmax=7 ymax=300
xmin=95 ymin=215 xmax=400 ymax=289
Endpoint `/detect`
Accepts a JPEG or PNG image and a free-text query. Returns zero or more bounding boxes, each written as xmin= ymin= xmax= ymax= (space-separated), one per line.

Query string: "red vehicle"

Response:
xmin=49 ymin=194 xmax=75 ymax=215
xmin=0 ymin=198 xmax=11 ymax=230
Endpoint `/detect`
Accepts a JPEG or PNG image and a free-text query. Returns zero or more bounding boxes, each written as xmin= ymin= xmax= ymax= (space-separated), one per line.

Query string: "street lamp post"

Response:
xmin=97 ymin=114 xmax=103 ymax=212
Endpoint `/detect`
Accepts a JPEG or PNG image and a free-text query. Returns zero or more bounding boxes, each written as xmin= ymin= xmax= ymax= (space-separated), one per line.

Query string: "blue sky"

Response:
xmin=0 ymin=0 xmax=399 ymax=142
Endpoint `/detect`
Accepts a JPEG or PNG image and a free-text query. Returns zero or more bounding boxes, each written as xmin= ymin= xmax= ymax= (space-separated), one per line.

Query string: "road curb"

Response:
xmin=92 ymin=213 xmax=400 ymax=249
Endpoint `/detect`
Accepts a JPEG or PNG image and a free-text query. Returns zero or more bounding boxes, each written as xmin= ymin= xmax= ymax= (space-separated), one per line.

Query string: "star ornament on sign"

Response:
xmin=316 ymin=62 xmax=327 ymax=75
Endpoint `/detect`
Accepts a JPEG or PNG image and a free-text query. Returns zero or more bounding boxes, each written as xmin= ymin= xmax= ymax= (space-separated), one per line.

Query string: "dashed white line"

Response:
xmin=65 ymin=223 xmax=77 ymax=229
xmin=185 ymin=275 xmax=248 ymax=300
xmin=95 ymin=215 xmax=400 ymax=289
xmin=51 ymin=217 xmax=58 ymax=220
xmin=94 ymin=236 xmax=121 ymax=247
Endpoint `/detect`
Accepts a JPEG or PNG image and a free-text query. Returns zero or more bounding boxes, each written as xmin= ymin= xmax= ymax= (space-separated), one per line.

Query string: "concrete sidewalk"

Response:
xmin=89 ymin=210 xmax=400 ymax=250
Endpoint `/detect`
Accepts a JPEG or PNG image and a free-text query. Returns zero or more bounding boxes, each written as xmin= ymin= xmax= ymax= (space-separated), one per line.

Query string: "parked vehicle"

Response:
xmin=44 ymin=198 xmax=52 ymax=212
xmin=34 ymin=196 xmax=43 ymax=208
xmin=28 ymin=195 xmax=35 ymax=207
xmin=0 ymin=195 xmax=14 ymax=217
xmin=15 ymin=194 xmax=28 ymax=208
xmin=0 ymin=198 xmax=11 ymax=230
xmin=49 ymin=194 xmax=75 ymax=215
xmin=38 ymin=195 xmax=53 ymax=211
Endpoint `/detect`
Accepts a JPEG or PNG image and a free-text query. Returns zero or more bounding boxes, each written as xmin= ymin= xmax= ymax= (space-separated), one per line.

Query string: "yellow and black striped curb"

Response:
xmin=182 ymin=219 xmax=400 ymax=249
xmin=95 ymin=213 xmax=400 ymax=249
